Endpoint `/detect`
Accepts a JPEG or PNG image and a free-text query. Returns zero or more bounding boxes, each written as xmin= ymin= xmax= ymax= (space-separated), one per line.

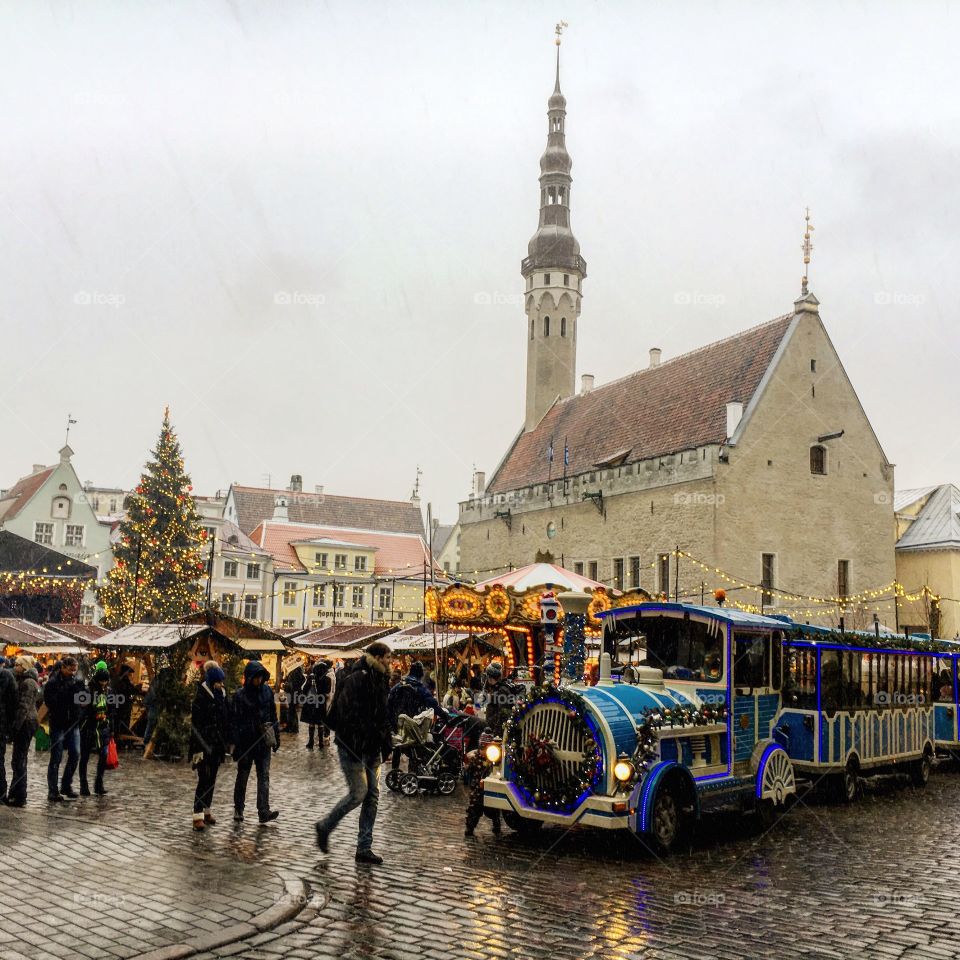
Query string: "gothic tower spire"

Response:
xmin=523 ymin=23 xmax=586 ymax=431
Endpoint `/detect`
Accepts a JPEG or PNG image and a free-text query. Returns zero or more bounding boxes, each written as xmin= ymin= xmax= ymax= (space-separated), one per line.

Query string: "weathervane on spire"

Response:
xmin=801 ymin=207 xmax=814 ymax=296
xmin=555 ymin=20 xmax=568 ymax=44
xmin=64 ymin=413 xmax=77 ymax=447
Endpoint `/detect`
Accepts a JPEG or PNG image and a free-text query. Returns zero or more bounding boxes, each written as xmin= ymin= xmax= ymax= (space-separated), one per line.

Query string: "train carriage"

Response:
xmin=482 ymin=601 xmax=942 ymax=852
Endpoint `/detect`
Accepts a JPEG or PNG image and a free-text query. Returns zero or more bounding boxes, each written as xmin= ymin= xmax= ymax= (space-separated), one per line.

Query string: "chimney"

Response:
xmin=726 ymin=401 xmax=744 ymax=438
xmin=273 ymin=495 xmax=289 ymax=521
xmin=314 ymin=484 xmax=324 ymax=495
xmin=581 ymin=374 xmax=595 ymax=394
xmin=289 ymin=474 xmax=302 ymax=492
xmin=474 ymin=470 xmax=486 ymax=498
xmin=32 ymin=464 xmax=45 ymax=474
xmin=649 ymin=348 xmax=662 ymax=368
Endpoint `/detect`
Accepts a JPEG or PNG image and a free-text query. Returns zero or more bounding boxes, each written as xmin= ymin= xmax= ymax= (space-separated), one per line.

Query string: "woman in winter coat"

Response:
xmin=189 ymin=661 xmax=230 ymax=831
xmin=302 ymin=660 xmax=333 ymax=751
xmin=7 ymin=656 xmax=40 ymax=807
xmin=79 ymin=662 xmax=115 ymax=796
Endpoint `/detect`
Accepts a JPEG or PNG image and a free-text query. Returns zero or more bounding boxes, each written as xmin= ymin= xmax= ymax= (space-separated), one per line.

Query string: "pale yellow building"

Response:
xmin=895 ymin=485 xmax=960 ymax=638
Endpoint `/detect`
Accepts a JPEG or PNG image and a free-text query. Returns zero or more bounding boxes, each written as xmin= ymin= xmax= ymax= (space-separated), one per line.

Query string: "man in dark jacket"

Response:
xmin=282 ymin=660 xmax=306 ymax=734
xmin=8 ymin=657 xmax=40 ymax=807
xmin=79 ymin=662 xmax=115 ymax=797
xmin=314 ymin=642 xmax=392 ymax=864
xmin=0 ymin=657 xmax=17 ymax=803
xmin=190 ymin=661 xmax=230 ymax=831
xmin=231 ymin=660 xmax=280 ymax=824
xmin=43 ymin=656 xmax=85 ymax=801
xmin=111 ymin=662 xmax=139 ymax=745
xmin=481 ymin=662 xmax=518 ymax=738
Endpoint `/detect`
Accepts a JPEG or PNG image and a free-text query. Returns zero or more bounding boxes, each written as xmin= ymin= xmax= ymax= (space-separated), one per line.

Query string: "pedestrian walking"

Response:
xmin=79 ymin=662 xmax=115 ymax=797
xmin=463 ymin=730 xmax=502 ymax=838
xmin=302 ymin=660 xmax=332 ymax=750
xmin=43 ymin=656 xmax=85 ymax=801
xmin=111 ymin=662 xmax=139 ymax=746
xmin=314 ymin=641 xmax=392 ymax=865
xmin=231 ymin=661 xmax=280 ymax=824
xmin=282 ymin=658 xmax=306 ymax=734
xmin=190 ymin=661 xmax=229 ymax=831
xmin=7 ymin=656 xmax=40 ymax=807
xmin=141 ymin=668 xmax=165 ymax=753
xmin=0 ymin=656 xmax=17 ymax=803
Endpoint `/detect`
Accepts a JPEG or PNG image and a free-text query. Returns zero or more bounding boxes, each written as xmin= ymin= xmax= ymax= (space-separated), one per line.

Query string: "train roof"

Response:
xmin=599 ymin=602 xmax=787 ymax=629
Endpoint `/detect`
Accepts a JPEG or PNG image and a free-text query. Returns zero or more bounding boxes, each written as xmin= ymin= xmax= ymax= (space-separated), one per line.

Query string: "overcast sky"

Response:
xmin=1 ymin=1 xmax=957 ymax=521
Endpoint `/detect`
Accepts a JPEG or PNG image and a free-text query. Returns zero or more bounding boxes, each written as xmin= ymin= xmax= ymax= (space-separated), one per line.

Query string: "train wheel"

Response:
xmin=910 ymin=752 xmax=931 ymax=787
xmin=650 ymin=786 xmax=683 ymax=853
xmin=832 ymin=762 xmax=859 ymax=803
xmin=503 ymin=811 xmax=544 ymax=833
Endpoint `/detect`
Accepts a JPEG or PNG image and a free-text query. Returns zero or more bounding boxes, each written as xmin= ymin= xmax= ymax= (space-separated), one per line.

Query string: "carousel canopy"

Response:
xmin=474 ymin=562 xmax=609 ymax=594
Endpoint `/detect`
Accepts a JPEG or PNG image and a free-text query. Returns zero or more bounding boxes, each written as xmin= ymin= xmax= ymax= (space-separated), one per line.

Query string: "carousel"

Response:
xmin=425 ymin=562 xmax=650 ymax=676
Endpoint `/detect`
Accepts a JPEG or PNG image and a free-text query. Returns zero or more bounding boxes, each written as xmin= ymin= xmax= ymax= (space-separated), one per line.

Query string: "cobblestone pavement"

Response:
xmin=3 ymin=733 xmax=960 ymax=960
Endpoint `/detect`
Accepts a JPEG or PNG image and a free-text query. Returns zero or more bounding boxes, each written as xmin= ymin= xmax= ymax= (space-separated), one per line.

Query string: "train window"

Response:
xmin=935 ymin=659 xmax=953 ymax=702
xmin=771 ymin=632 xmax=783 ymax=691
xmin=733 ymin=632 xmax=769 ymax=691
xmin=637 ymin=616 xmax=724 ymax=682
xmin=783 ymin=648 xmax=817 ymax=710
xmin=820 ymin=650 xmax=842 ymax=713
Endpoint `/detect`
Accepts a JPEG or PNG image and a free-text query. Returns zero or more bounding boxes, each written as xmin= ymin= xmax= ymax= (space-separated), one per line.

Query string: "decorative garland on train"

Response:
xmin=633 ymin=704 xmax=729 ymax=768
xmin=783 ymin=628 xmax=955 ymax=654
xmin=503 ymin=685 xmax=603 ymax=811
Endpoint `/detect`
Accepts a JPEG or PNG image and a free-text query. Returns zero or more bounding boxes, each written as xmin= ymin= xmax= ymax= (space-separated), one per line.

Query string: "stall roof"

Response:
xmin=239 ymin=637 xmax=288 ymax=653
xmin=99 ymin=623 xmax=207 ymax=649
xmin=0 ymin=618 xmax=69 ymax=646
xmin=20 ymin=644 xmax=84 ymax=655
xmin=296 ymin=624 xmax=397 ymax=650
xmin=47 ymin=623 xmax=113 ymax=644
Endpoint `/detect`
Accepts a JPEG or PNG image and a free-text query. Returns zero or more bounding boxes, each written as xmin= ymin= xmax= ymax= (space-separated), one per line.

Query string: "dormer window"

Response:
xmin=810 ymin=445 xmax=827 ymax=476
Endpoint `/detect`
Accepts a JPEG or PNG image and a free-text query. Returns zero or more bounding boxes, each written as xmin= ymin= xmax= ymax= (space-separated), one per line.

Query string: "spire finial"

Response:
xmin=554 ymin=20 xmax=568 ymax=91
xmin=801 ymin=206 xmax=814 ymax=296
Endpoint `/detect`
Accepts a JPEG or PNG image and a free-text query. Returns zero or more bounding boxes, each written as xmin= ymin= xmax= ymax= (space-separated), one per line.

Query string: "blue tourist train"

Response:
xmin=482 ymin=601 xmax=944 ymax=851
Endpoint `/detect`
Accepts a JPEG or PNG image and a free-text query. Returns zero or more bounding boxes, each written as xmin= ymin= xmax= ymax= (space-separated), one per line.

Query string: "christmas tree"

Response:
xmin=99 ymin=408 xmax=207 ymax=627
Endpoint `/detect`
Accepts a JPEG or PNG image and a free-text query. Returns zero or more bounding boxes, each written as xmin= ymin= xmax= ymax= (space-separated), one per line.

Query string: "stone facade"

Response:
xmin=460 ymin=299 xmax=896 ymax=624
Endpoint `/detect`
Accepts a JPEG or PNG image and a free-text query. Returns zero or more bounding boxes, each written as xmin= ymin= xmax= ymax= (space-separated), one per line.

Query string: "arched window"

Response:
xmin=810 ymin=445 xmax=827 ymax=475
xmin=544 ymin=316 xmax=550 ymax=337
xmin=560 ymin=317 xmax=567 ymax=337
xmin=530 ymin=318 xmax=534 ymax=340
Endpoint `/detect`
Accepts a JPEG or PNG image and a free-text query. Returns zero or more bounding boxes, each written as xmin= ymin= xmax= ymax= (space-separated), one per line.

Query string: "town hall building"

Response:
xmin=458 ymin=43 xmax=896 ymax=625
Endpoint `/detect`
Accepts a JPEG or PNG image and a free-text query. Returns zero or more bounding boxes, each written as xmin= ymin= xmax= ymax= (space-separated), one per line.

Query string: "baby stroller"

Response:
xmin=386 ymin=709 xmax=468 ymax=796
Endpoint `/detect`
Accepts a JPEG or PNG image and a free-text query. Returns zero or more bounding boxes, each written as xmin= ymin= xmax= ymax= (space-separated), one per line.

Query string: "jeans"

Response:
xmin=10 ymin=725 xmax=35 ymax=804
xmin=194 ymin=756 xmax=221 ymax=814
xmin=47 ymin=725 xmax=81 ymax=796
xmin=142 ymin=710 xmax=158 ymax=750
xmin=0 ymin=733 xmax=7 ymax=799
xmin=233 ymin=746 xmax=271 ymax=815
xmin=317 ymin=746 xmax=381 ymax=853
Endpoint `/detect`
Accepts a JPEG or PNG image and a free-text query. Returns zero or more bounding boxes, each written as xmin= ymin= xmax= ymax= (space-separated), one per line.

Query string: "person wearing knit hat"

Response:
xmin=189 ymin=660 xmax=230 ymax=830
xmin=7 ymin=657 xmax=40 ymax=807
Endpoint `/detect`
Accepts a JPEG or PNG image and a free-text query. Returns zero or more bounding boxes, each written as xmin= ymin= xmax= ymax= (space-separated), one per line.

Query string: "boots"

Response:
xmin=80 ymin=780 xmax=91 ymax=797
xmin=204 ymin=810 xmax=216 ymax=825
xmin=94 ymin=778 xmax=107 ymax=796
xmin=306 ymin=731 xmax=314 ymax=750
xmin=193 ymin=813 xmax=205 ymax=832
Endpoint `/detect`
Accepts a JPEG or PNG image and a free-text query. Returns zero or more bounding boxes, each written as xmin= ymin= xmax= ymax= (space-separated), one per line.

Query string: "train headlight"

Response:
xmin=485 ymin=741 xmax=502 ymax=764
xmin=613 ymin=755 xmax=635 ymax=783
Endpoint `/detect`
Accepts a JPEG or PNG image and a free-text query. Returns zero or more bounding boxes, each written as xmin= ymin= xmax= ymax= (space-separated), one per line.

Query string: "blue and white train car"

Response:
xmin=482 ymin=601 xmax=940 ymax=852
xmin=482 ymin=603 xmax=798 ymax=852
xmin=776 ymin=623 xmax=936 ymax=800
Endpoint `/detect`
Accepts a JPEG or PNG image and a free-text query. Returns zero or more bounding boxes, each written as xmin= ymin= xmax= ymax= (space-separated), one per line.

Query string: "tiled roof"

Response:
xmin=229 ymin=485 xmax=424 ymax=538
xmin=251 ymin=520 xmax=434 ymax=577
xmin=431 ymin=524 xmax=456 ymax=556
xmin=487 ymin=315 xmax=794 ymax=493
xmin=47 ymin=623 xmax=113 ymax=643
xmin=0 ymin=467 xmax=54 ymax=523
xmin=897 ymin=484 xmax=960 ymax=552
